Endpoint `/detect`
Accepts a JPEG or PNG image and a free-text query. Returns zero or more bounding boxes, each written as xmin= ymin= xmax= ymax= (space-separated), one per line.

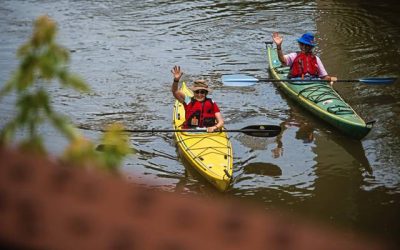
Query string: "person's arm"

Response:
xmin=276 ymin=45 xmax=287 ymax=65
xmin=171 ymin=65 xmax=185 ymax=103
xmin=316 ymin=57 xmax=337 ymax=86
xmin=272 ymin=32 xmax=287 ymax=65
xmin=207 ymin=112 xmax=224 ymax=133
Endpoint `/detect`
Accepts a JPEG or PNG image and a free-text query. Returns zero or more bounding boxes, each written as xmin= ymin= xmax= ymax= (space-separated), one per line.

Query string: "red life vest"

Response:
xmin=184 ymin=98 xmax=218 ymax=128
xmin=289 ymin=52 xmax=319 ymax=78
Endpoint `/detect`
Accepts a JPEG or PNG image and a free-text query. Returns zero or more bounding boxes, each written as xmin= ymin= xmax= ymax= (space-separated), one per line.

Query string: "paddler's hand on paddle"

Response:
xmin=322 ymin=75 xmax=337 ymax=86
xmin=329 ymin=76 xmax=337 ymax=86
xmin=207 ymin=126 xmax=220 ymax=133
xmin=272 ymin=32 xmax=283 ymax=47
xmin=208 ymin=113 xmax=224 ymax=133
xmin=171 ymin=65 xmax=183 ymax=82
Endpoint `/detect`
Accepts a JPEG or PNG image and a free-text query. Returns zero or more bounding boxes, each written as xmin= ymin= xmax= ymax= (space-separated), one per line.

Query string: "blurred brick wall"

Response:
xmin=0 ymin=147 xmax=392 ymax=250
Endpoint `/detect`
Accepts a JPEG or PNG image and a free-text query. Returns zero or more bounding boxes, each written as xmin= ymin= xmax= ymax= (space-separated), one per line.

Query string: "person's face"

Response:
xmin=299 ymin=43 xmax=313 ymax=52
xmin=194 ymin=89 xmax=207 ymax=101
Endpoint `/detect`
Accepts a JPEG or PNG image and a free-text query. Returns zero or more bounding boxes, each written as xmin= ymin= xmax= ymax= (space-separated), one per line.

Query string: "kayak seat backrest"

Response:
xmin=273 ymin=66 xmax=290 ymax=74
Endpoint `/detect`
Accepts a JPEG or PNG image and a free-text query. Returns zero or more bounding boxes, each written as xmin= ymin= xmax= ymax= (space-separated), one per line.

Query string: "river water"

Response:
xmin=1 ymin=0 xmax=399 ymax=245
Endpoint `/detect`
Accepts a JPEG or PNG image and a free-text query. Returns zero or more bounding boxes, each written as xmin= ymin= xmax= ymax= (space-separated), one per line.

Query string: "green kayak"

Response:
xmin=266 ymin=43 xmax=373 ymax=139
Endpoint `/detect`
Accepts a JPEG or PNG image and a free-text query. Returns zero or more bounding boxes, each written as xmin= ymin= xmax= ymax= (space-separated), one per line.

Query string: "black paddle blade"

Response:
xmin=240 ymin=125 xmax=281 ymax=137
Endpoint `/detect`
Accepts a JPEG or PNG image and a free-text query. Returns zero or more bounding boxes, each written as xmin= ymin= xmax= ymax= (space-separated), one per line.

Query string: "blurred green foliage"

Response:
xmin=0 ymin=15 xmax=130 ymax=171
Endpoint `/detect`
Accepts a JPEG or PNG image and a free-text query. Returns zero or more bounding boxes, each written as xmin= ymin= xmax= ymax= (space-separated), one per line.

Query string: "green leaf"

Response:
xmin=0 ymin=77 xmax=16 ymax=99
xmin=49 ymin=114 xmax=79 ymax=140
xmin=0 ymin=120 xmax=18 ymax=145
xmin=63 ymin=74 xmax=90 ymax=92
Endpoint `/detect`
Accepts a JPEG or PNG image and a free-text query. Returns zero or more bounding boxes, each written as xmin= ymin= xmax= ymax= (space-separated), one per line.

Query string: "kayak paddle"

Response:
xmin=221 ymin=74 xmax=397 ymax=87
xmin=101 ymin=125 xmax=282 ymax=138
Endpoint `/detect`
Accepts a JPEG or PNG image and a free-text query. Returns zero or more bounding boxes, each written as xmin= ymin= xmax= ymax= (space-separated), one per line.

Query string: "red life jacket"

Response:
xmin=289 ymin=52 xmax=319 ymax=78
xmin=184 ymin=98 xmax=217 ymax=128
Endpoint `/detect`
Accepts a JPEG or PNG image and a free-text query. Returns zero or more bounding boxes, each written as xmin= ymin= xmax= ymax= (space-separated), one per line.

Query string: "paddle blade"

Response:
xmin=222 ymin=74 xmax=258 ymax=86
xmin=240 ymin=125 xmax=281 ymax=138
xmin=358 ymin=77 xmax=397 ymax=85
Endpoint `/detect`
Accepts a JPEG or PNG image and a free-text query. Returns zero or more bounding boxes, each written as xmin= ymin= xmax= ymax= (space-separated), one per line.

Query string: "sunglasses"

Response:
xmin=194 ymin=90 xmax=207 ymax=94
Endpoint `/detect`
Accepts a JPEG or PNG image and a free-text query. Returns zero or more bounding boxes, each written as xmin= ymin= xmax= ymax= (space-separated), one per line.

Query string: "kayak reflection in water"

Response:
xmin=171 ymin=65 xmax=224 ymax=133
xmin=272 ymin=32 xmax=337 ymax=86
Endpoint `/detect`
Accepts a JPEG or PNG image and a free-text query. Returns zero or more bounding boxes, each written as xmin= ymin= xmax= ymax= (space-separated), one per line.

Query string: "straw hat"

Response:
xmin=190 ymin=79 xmax=211 ymax=92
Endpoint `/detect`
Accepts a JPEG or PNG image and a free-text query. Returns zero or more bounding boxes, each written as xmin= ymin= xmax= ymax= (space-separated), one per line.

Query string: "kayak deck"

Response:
xmin=173 ymin=82 xmax=233 ymax=191
xmin=266 ymin=44 xmax=373 ymax=139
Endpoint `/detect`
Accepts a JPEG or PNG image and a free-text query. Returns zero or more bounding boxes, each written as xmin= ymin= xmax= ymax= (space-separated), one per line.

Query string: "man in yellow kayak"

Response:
xmin=272 ymin=32 xmax=337 ymax=85
xmin=171 ymin=65 xmax=224 ymax=133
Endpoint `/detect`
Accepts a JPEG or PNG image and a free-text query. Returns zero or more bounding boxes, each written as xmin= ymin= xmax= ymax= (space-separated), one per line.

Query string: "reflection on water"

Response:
xmin=316 ymin=0 xmax=400 ymax=193
xmin=243 ymin=162 xmax=282 ymax=177
xmin=1 ymin=0 xmax=399 ymax=245
xmin=316 ymin=0 xmax=400 ymax=76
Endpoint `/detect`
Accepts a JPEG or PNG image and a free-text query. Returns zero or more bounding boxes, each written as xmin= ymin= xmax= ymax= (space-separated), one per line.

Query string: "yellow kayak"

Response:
xmin=173 ymin=82 xmax=233 ymax=191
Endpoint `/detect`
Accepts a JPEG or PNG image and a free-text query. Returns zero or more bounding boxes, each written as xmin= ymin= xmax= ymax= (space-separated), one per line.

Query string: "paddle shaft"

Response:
xmin=222 ymin=75 xmax=397 ymax=86
xmin=100 ymin=125 xmax=282 ymax=138
xmin=96 ymin=126 xmax=280 ymax=151
xmin=229 ymin=78 xmax=363 ymax=83
xmin=121 ymin=129 xmax=276 ymax=133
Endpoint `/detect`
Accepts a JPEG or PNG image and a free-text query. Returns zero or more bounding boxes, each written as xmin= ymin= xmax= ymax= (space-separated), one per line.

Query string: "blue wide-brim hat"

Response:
xmin=297 ymin=33 xmax=315 ymax=47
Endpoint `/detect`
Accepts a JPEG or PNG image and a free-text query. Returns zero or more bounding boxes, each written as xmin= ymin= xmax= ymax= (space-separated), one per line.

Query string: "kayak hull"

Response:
xmin=173 ymin=82 xmax=233 ymax=191
xmin=267 ymin=45 xmax=372 ymax=139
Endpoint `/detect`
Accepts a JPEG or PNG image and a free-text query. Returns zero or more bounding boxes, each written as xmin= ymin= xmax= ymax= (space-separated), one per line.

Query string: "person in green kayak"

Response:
xmin=171 ymin=65 xmax=224 ymax=133
xmin=272 ymin=32 xmax=337 ymax=85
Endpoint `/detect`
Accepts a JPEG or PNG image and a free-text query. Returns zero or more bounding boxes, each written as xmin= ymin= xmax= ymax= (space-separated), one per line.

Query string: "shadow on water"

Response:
xmin=242 ymin=162 xmax=282 ymax=177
